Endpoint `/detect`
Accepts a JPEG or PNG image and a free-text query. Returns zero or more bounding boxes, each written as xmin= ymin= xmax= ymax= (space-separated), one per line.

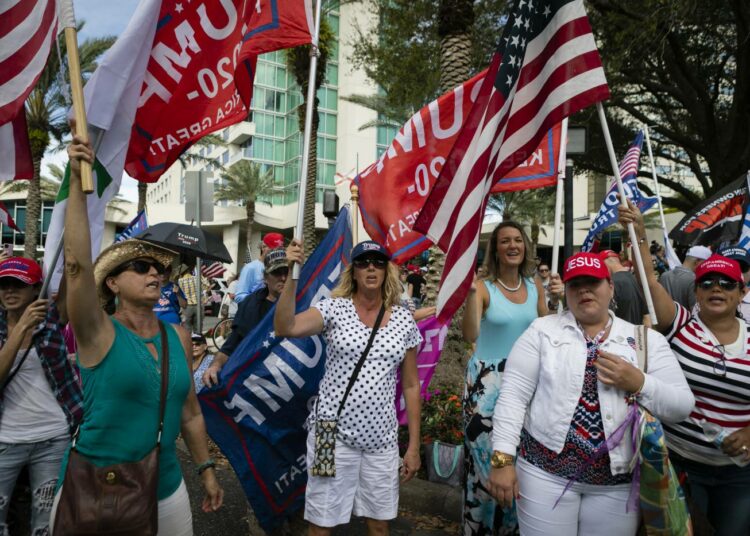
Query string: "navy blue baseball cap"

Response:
xmin=351 ymin=240 xmax=390 ymax=261
xmin=718 ymin=246 xmax=750 ymax=272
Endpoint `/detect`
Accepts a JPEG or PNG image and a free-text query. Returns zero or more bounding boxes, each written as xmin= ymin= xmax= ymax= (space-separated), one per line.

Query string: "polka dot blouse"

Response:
xmin=311 ymin=298 xmax=422 ymax=453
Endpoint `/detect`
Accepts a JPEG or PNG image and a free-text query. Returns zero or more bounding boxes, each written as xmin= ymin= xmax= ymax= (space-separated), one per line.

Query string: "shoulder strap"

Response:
xmin=335 ymin=304 xmax=386 ymax=419
xmin=635 ymin=324 xmax=648 ymax=373
xmin=157 ymin=321 xmax=169 ymax=447
xmin=1 ymin=343 xmax=35 ymax=390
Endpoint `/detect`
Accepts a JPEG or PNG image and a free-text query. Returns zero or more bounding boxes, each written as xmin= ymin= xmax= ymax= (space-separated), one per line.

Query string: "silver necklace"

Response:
xmin=496 ymin=276 xmax=523 ymax=292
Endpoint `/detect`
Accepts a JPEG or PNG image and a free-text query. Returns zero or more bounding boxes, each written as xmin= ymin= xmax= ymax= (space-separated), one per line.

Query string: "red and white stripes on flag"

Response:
xmin=0 ymin=200 xmax=20 ymax=231
xmin=0 ymin=0 xmax=59 ymax=124
xmin=0 ymin=112 xmax=32 ymax=180
xmin=0 ymin=0 xmax=59 ymax=179
xmin=201 ymin=261 xmax=227 ymax=279
xmin=414 ymin=0 xmax=609 ymax=322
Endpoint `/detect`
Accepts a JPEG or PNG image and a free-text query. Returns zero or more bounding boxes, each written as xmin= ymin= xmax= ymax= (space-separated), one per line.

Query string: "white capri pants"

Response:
xmin=516 ymin=458 xmax=639 ymax=536
xmin=50 ymin=479 xmax=193 ymax=536
xmin=304 ymin=429 xmax=400 ymax=527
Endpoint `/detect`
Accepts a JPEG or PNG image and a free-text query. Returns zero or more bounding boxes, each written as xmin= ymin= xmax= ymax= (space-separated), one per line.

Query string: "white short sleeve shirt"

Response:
xmin=312 ymin=298 xmax=422 ymax=453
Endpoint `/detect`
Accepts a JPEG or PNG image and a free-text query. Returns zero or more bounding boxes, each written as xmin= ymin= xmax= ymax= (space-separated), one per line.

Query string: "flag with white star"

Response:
xmin=415 ymin=0 xmax=609 ymax=322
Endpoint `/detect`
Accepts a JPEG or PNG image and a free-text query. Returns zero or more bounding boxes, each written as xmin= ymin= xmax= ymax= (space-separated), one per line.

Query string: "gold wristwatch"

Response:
xmin=490 ymin=451 xmax=514 ymax=469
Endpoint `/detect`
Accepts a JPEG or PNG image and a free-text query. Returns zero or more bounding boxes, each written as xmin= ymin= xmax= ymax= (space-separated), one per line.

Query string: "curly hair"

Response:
xmin=331 ymin=261 xmax=402 ymax=309
xmin=482 ymin=221 xmax=536 ymax=281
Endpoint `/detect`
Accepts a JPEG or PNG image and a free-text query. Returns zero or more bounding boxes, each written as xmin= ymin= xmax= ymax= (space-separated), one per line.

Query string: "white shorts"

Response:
xmin=51 ymin=479 xmax=193 ymax=536
xmin=304 ymin=429 xmax=400 ymax=527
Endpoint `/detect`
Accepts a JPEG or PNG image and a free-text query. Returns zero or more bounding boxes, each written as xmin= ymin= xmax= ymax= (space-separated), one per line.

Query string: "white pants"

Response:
xmin=516 ymin=458 xmax=639 ymax=536
xmin=304 ymin=429 xmax=400 ymax=527
xmin=50 ymin=479 xmax=193 ymax=536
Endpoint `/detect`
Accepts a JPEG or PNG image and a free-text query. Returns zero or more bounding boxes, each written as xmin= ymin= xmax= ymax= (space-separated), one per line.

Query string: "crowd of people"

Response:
xmin=1 ymin=139 xmax=749 ymax=536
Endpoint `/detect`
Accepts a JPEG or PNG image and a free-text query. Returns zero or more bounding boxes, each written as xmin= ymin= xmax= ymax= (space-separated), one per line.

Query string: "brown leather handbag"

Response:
xmin=53 ymin=322 xmax=170 ymax=536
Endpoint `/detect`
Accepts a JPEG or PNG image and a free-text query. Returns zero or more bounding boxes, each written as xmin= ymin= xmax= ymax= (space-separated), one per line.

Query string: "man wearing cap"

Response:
xmin=235 ymin=232 xmax=285 ymax=304
xmin=658 ymin=245 xmax=711 ymax=311
xmin=600 ymin=249 xmax=649 ymax=325
xmin=203 ymin=248 xmax=289 ymax=387
xmin=0 ymin=257 xmax=83 ymax=534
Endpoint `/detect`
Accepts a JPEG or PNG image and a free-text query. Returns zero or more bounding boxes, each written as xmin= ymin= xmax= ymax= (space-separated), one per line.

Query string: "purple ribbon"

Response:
xmin=553 ymin=403 xmax=643 ymax=510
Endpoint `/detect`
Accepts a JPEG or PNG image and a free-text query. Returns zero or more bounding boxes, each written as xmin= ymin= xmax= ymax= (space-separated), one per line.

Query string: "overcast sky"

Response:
xmin=42 ymin=0 xmax=140 ymax=201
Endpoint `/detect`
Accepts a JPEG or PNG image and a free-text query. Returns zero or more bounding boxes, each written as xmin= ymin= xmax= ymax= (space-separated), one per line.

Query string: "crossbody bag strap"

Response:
xmin=1 ymin=342 xmax=35 ymax=391
xmin=635 ymin=324 xmax=648 ymax=373
xmin=157 ymin=321 xmax=169 ymax=447
xmin=334 ymin=303 xmax=386 ymax=419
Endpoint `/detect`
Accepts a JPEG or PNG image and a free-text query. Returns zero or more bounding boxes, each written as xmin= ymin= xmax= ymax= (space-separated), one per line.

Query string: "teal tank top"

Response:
xmin=59 ymin=318 xmax=190 ymax=500
xmin=473 ymin=278 xmax=538 ymax=362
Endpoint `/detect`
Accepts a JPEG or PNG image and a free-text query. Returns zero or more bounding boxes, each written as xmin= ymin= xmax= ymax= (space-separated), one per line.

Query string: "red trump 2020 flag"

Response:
xmin=124 ymin=0 xmax=314 ymax=182
xmin=414 ymin=0 xmax=609 ymax=321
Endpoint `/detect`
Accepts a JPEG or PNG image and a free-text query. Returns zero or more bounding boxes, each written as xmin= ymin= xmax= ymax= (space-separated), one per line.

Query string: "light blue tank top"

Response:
xmin=473 ymin=278 xmax=538 ymax=362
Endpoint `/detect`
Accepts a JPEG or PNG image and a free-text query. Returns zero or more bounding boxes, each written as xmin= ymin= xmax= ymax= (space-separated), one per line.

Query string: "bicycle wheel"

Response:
xmin=211 ymin=317 xmax=233 ymax=350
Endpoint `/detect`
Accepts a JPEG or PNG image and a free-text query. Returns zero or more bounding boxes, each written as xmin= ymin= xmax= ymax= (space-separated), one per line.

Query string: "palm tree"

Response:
xmin=285 ymin=18 xmax=334 ymax=257
xmin=214 ymin=160 xmax=276 ymax=262
xmin=24 ymin=26 xmax=114 ymax=257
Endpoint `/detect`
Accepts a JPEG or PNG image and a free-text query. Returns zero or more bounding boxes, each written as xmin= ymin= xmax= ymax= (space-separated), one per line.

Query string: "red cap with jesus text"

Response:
xmin=563 ymin=252 xmax=610 ymax=282
xmin=694 ymin=254 xmax=743 ymax=284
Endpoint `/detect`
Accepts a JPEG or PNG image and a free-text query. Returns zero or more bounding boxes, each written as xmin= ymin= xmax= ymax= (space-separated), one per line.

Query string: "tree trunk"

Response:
xmin=137 ymin=182 xmax=148 ymax=212
xmin=439 ymin=33 xmax=473 ymax=92
xmin=245 ymin=200 xmax=256 ymax=262
xmin=24 ymin=159 xmax=42 ymax=259
xmin=530 ymin=223 xmax=540 ymax=259
xmin=298 ymin=100 xmax=319 ymax=258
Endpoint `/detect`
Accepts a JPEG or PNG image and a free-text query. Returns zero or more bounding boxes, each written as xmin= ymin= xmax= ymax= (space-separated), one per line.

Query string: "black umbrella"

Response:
xmin=136 ymin=223 xmax=232 ymax=264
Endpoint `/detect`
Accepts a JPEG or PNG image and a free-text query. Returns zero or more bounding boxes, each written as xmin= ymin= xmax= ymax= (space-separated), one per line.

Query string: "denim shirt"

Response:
xmin=0 ymin=302 xmax=83 ymax=435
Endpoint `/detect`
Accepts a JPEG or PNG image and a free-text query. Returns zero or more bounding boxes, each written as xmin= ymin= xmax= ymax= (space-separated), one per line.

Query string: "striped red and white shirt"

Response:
xmin=664 ymin=303 xmax=750 ymax=465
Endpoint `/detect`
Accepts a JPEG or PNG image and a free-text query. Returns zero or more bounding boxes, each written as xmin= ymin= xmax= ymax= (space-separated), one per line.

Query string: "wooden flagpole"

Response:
xmin=292 ymin=0 xmax=323 ymax=279
xmin=597 ymin=103 xmax=658 ymax=324
xmin=58 ymin=0 xmax=93 ymax=194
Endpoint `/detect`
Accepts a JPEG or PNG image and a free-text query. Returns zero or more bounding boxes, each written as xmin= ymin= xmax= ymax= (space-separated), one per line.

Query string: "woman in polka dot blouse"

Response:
xmin=275 ymin=239 xmax=422 ymax=535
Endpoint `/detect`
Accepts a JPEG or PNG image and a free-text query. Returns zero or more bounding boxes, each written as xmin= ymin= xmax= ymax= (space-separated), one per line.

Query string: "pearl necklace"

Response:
xmin=496 ymin=277 xmax=523 ymax=292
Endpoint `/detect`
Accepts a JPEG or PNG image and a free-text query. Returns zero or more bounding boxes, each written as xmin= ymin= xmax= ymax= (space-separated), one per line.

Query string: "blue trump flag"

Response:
xmin=115 ymin=209 xmax=148 ymax=242
xmin=582 ymin=131 xmax=657 ymax=252
xmin=198 ymin=207 xmax=352 ymax=530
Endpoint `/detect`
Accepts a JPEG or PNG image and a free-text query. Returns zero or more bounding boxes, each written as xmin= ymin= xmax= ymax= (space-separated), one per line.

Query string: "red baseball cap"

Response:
xmin=262 ymin=232 xmax=284 ymax=249
xmin=563 ymin=252 xmax=610 ymax=282
xmin=0 ymin=257 xmax=43 ymax=285
xmin=599 ymin=250 xmax=620 ymax=261
xmin=694 ymin=254 xmax=743 ymax=284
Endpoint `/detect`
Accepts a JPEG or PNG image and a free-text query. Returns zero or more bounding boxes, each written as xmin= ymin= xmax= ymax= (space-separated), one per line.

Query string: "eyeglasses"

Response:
xmin=192 ymin=340 xmax=206 ymax=346
xmin=117 ymin=259 xmax=166 ymax=276
xmin=539 ymin=268 xmax=550 ymax=273
xmin=0 ymin=278 xmax=30 ymax=290
xmin=352 ymin=257 xmax=388 ymax=269
xmin=712 ymin=344 xmax=727 ymax=377
xmin=697 ymin=277 xmax=740 ymax=291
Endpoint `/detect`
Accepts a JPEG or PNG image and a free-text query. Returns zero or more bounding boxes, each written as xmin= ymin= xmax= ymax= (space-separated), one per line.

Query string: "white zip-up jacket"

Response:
xmin=492 ymin=311 xmax=695 ymax=475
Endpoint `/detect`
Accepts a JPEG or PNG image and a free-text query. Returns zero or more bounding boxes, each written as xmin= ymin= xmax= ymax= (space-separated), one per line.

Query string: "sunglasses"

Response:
xmin=697 ymin=277 xmax=739 ymax=291
xmin=0 ymin=278 xmax=31 ymax=290
xmin=116 ymin=259 xmax=166 ymax=276
xmin=353 ymin=257 xmax=388 ymax=269
xmin=712 ymin=344 xmax=728 ymax=377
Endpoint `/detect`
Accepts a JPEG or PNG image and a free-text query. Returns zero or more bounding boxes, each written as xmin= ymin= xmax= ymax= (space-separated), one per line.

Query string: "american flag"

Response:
xmin=0 ymin=200 xmax=20 ymax=232
xmin=201 ymin=261 xmax=227 ymax=279
xmin=414 ymin=0 xmax=609 ymax=321
xmin=0 ymin=0 xmax=57 ymax=179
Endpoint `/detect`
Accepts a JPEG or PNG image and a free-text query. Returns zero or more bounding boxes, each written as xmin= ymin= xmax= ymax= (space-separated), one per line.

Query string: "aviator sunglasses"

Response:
xmin=696 ymin=277 xmax=740 ymax=291
xmin=352 ymin=257 xmax=388 ymax=269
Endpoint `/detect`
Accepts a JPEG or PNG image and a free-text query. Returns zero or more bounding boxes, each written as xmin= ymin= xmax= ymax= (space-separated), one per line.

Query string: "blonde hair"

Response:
xmin=331 ymin=261 xmax=402 ymax=309
xmin=483 ymin=221 xmax=536 ymax=281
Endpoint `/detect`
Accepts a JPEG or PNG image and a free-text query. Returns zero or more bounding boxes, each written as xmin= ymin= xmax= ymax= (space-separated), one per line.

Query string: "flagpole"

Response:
xmin=597 ymin=103 xmax=658 ymax=324
xmin=551 ymin=119 xmax=568 ymax=276
xmin=292 ymin=0 xmax=323 ymax=279
xmin=58 ymin=0 xmax=94 ymax=194
xmin=40 ymin=236 xmax=64 ymax=298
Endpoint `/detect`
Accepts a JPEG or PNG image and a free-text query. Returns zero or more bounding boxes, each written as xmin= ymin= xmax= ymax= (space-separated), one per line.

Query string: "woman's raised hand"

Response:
xmin=548 ymin=273 xmax=564 ymax=301
xmin=67 ymin=135 xmax=94 ymax=178
xmin=617 ymin=196 xmax=647 ymax=238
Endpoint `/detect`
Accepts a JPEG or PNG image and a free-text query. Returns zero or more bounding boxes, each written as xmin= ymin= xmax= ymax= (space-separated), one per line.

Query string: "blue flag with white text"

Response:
xmin=582 ymin=131 xmax=657 ymax=252
xmin=115 ymin=209 xmax=148 ymax=242
xmin=198 ymin=207 xmax=352 ymax=530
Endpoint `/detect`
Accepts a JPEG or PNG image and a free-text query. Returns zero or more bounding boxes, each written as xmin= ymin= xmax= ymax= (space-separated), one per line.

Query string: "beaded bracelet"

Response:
xmin=196 ymin=458 xmax=216 ymax=475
